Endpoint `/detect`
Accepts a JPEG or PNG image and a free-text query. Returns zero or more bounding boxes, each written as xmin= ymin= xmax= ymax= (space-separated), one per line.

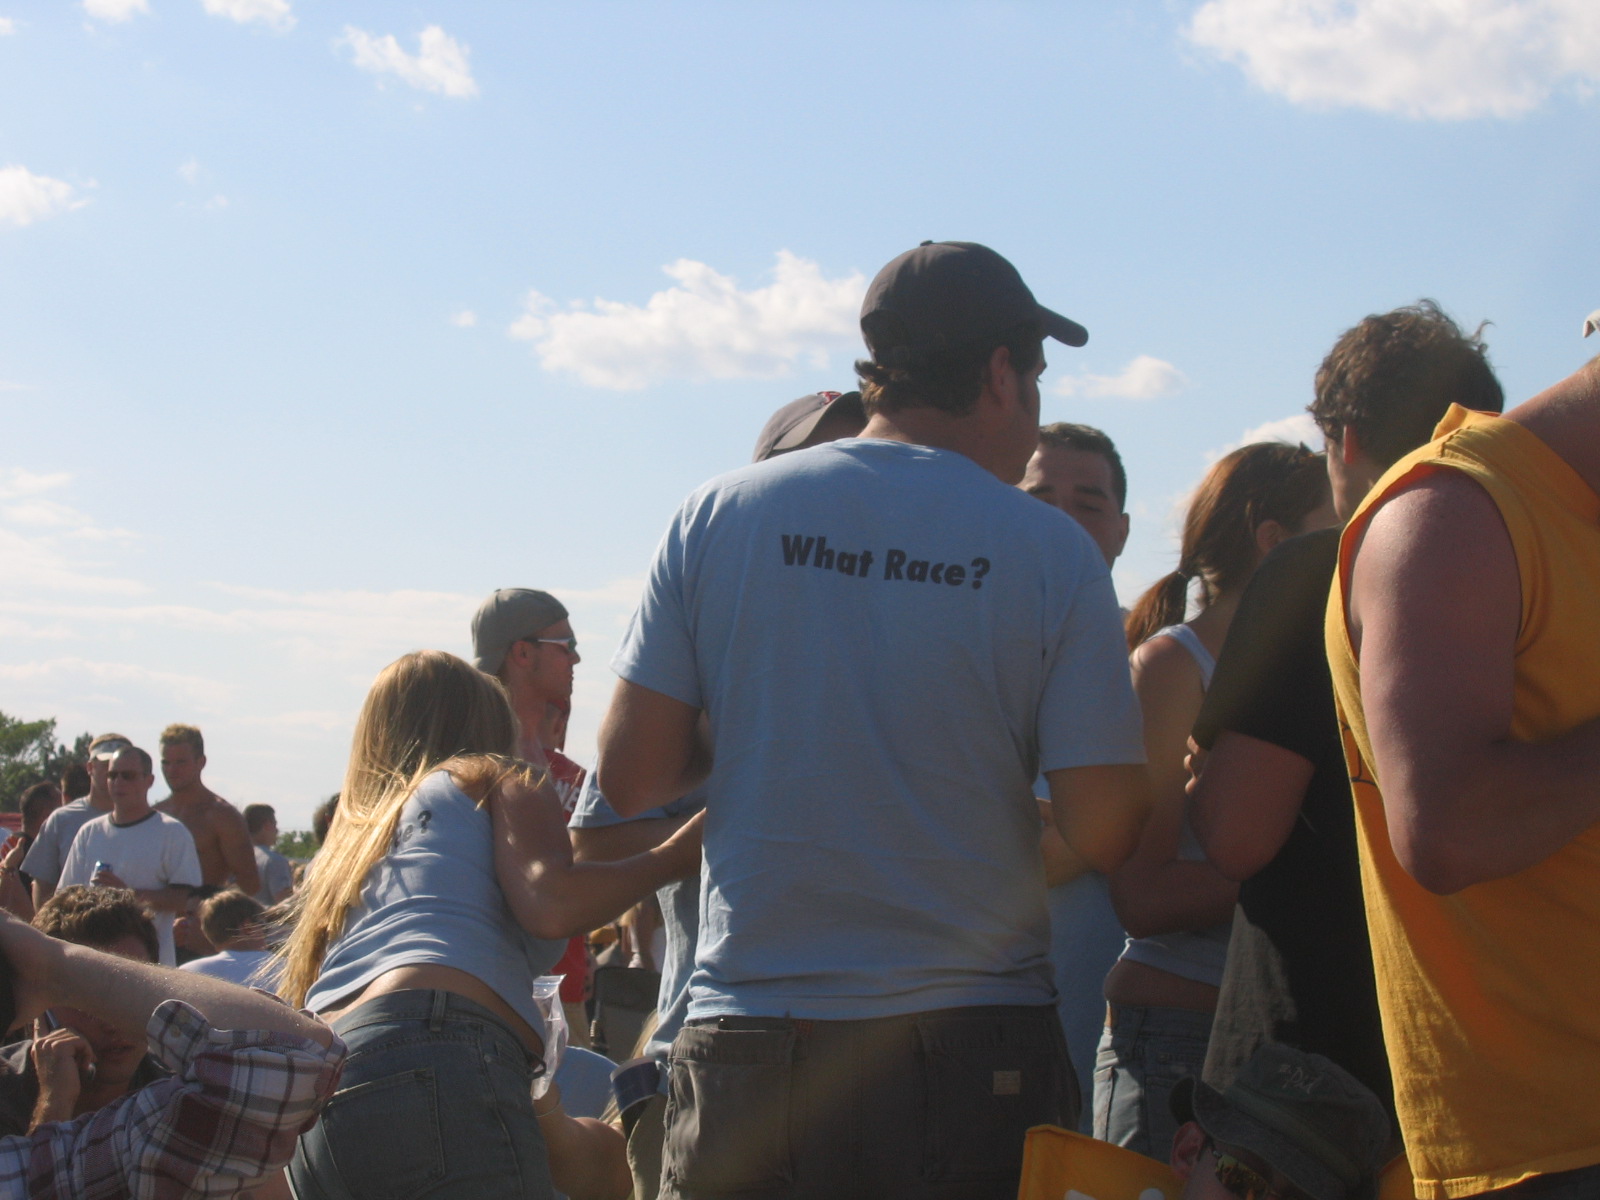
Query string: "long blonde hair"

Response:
xmin=275 ymin=649 xmax=530 ymax=1006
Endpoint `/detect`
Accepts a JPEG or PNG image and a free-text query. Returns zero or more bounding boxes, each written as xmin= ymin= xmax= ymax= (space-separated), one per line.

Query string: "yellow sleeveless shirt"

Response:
xmin=1327 ymin=406 xmax=1600 ymax=1198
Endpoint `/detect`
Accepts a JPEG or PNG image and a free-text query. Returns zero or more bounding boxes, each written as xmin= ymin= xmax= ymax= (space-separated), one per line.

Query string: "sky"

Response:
xmin=2 ymin=0 xmax=1597 ymax=829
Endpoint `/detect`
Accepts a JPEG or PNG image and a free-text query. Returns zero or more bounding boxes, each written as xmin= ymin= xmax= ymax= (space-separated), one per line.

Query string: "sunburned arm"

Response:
xmin=490 ymin=775 xmax=702 ymax=941
xmin=595 ymin=680 xmax=711 ymax=819
xmin=216 ymin=805 xmax=261 ymax=896
xmin=1189 ymin=731 xmax=1315 ymax=882
xmin=1108 ymin=635 xmax=1237 ymax=938
xmin=1350 ymin=472 xmax=1600 ymax=894
xmin=571 ymin=813 xmax=695 ymax=864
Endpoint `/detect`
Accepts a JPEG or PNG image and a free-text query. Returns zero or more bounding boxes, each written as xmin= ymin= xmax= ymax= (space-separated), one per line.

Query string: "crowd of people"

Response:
xmin=1 ymin=239 xmax=1597 ymax=1200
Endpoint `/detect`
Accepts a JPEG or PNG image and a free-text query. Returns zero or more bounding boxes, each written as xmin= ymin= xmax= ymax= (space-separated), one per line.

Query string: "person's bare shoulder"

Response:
xmin=1130 ymin=631 xmax=1204 ymax=696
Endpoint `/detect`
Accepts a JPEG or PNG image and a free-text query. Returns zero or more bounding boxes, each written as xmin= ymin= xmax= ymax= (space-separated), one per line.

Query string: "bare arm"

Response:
xmin=1189 ymin=731 xmax=1315 ymax=882
xmin=216 ymin=806 xmax=261 ymax=896
xmin=595 ymin=680 xmax=711 ymax=819
xmin=491 ymin=775 xmax=703 ymax=941
xmin=0 ymin=910 xmax=334 ymax=1048
xmin=536 ymin=1083 xmax=632 ymax=1200
xmin=31 ymin=879 xmax=55 ymax=910
xmin=1107 ymin=637 xmax=1236 ymax=938
xmin=1350 ymin=472 xmax=1600 ymax=894
xmin=1046 ymin=764 xmax=1150 ymax=877
xmin=572 ymin=813 xmax=696 ymax=864
xmin=1038 ymin=799 xmax=1091 ymax=888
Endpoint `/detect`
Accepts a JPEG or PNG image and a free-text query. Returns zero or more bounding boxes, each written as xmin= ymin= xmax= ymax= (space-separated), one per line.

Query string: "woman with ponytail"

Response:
xmin=283 ymin=650 xmax=699 ymax=1200
xmin=1093 ymin=442 xmax=1335 ymax=1156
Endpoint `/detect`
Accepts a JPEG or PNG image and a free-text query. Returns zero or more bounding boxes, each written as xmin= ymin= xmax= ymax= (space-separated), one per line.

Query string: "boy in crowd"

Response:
xmin=244 ymin=804 xmax=295 ymax=906
xmin=179 ymin=890 xmax=273 ymax=988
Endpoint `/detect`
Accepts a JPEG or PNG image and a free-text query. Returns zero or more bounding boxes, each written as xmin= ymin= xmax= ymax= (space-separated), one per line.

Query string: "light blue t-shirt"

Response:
xmin=612 ymin=438 xmax=1144 ymax=1022
xmin=306 ymin=770 xmax=567 ymax=1039
xmin=570 ymin=775 xmax=704 ymax=1063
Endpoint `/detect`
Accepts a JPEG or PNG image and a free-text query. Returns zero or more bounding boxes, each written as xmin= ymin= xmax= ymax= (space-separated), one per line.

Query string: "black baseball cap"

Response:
xmin=1171 ymin=1044 xmax=1391 ymax=1200
xmin=860 ymin=241 xmax=1087 ymax=368
xmin=751 ymin=391 xmax=867 ymax=462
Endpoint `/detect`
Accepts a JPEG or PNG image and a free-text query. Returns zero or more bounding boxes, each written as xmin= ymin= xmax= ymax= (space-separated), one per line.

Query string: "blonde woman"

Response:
xmin=282 ymin=651 xmax=700 ymax=1200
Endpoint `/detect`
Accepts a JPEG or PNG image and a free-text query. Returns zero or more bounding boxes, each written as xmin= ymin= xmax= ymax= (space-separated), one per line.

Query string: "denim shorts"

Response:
xmin=660 ymin=1003 xmax=1073 ymax=1200
xmin=290 ymin=989 xmax=554 ymax=1200
xmin=1092 ymin=1002 xmax=1212 ymax=1160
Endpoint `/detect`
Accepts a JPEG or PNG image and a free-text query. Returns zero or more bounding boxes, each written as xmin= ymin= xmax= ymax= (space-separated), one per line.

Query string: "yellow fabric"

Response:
xmin=1016 ymin=1125 xmax=1181 ymax=1200
xmin=1326 ymin=405 xmax=1600 ymax=1198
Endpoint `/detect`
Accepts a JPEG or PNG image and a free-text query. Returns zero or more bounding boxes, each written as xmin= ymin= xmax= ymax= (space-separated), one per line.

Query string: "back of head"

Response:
xmin=855 ymin=322 xmax=1043 ymax=419
xmin=277 ymin=649 xmax=521 ymax=1005
xmin=1037 ymin=421 xmax=1127 ymax=510
xmin=20 ymin=781 xmax=61 ymax=828
xmin=34 ymin=885 xmax=159 ymax=962
xmin=60 ymin=762 xmax=90 ymax=802
xmin=200 ymin=889 xmax=265 ymax=947
xmin=1126 ymin=442 xmax=1329 ymax=649
xmin=1311 ymin=300 xmax=1504 ymax=469
xmin=243 ymin=803 xmax=275 ymax=836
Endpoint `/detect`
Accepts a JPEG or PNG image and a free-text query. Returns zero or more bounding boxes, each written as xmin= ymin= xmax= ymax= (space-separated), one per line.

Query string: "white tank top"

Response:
xmin=1116 ymin=624 xmax=1232 ymax=987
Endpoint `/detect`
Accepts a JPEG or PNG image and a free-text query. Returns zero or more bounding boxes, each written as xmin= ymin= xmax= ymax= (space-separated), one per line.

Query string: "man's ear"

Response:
xmin=1111 ymin=512 xmax=1131 ymax=562
xmin=1170 ymin=1121 xmax=1208 ymax=1180
xmin=981 ymin=344 xmax=1016 ymax=411
xmin=1339 ymin=426 xmax=1364 ymax=467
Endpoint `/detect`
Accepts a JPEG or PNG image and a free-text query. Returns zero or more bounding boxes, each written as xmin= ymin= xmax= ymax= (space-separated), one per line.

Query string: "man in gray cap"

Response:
xmin=1168 ymin=1043 xmax=1391 ymax=1200
xmin=472 ymin=588 xmax=584 ymax=802
xmin=597 ymin=241 xmax=1148 ymax=1198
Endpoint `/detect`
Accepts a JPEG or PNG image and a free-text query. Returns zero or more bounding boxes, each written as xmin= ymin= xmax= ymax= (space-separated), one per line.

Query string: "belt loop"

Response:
xmin=428 ymin=989 xmax=448 ymax=1032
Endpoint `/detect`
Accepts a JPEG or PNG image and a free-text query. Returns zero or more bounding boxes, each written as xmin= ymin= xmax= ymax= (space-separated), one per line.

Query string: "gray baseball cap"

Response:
xmin=751 ymin=391 xmax=867 ymax=463
xmin=471 ymin=588 xmax=569 ymax=675
xmin=1171 ymin=1044 xmax=1391 ymax=1200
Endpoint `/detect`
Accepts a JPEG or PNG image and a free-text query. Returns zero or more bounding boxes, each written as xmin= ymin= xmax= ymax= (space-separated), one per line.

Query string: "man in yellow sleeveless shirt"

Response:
xmin=1327 ymin=351 xmax=1600 ymax=1198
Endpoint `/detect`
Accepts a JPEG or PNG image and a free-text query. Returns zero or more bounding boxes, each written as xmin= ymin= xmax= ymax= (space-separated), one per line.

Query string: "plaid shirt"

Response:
xmin=0 ymin=999 xmax=344 ymax=1198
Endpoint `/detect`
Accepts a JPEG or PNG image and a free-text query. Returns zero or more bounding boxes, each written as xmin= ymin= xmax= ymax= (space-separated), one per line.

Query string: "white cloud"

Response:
xmin=449 ymin=309 xmax=478 ymax=328
xmin=341 ymin=25 xmax=478 ymax=98
xmin=0 ymin=18 xmax=15 ymax=35
xmin=0 ymin=469 xmax=72 ymax=499
xmin=0 ymin=658 xmax=232 ymax=709
xmin=510 ymin=251 xmax=867 ymax=390
xmin=178 ymin=157 xmax=202 ymax=185
xmin=1206 ymin=412 xmax=1324 ymax=462
xmin=1187 ymin=0 xmax=1600 ymax=119
xmin=0 ymin=166 xmax=88 ymax=229
xmin=202 ymin=0 xmax=293 ymax=32
xmin=1055 ymin=354 xmax=1187 ymax=400
xmin=83 ymin=0 xmax=148 ymax=22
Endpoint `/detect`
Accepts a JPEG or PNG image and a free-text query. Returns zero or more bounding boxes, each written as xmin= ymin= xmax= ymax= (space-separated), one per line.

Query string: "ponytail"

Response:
xmin=1125 ymin=569 xmax=1191 ymax=651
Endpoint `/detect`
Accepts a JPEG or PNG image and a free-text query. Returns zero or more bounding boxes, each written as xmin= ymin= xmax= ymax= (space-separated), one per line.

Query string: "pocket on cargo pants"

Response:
xmin=663 ymin=1022 xmax=796 ymax=1195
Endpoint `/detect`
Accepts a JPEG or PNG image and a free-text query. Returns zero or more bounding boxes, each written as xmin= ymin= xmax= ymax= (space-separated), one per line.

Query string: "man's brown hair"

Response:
xmin=855 ymin=321 xmax=1044 ymax=419
xmin=199 ymin=889 xmax=265 ymax=947
xmin=34 ymin=886 xmax=159 ymax=962
xmin=1036 ymin=422 xmax=1127 ymax=510
xmin=1310 ymin=300 xmax=1504 ymax=469
xmin=159 ymin=723 xmax=205 ymax=757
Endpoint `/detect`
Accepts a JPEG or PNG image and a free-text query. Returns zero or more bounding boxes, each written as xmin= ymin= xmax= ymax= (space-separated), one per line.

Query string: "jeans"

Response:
xmin=659 ymin=1003 xmax=1073 ymax=1200
xmin=1092 ymin=1002 xmax=1212 ymax=1160
xmin=290 ymin=989 xmax=554 ymax=1200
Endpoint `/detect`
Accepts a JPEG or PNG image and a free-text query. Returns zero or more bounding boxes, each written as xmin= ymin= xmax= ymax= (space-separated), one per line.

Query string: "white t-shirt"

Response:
xmin=59 ymin=811 xmax=202 ymax=966
xmin=180 ymin=949 xmax=276 ymax=988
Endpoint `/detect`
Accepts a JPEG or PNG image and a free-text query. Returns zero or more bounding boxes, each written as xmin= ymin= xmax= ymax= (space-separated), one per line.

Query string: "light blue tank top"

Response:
xmin=1117 ymin=624 xmax=1232 ymax=987
xmin=306 ymin=770 xmax=567 ymax=1038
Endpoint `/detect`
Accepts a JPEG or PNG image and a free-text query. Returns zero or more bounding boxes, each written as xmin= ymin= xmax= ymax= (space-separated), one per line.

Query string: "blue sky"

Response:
xmin=3 ymin=0 xmax=1597 ymax=828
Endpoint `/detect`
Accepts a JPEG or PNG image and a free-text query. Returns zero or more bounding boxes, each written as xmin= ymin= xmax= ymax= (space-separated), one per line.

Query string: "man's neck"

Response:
xmin=112 ymin=799 xmax=152 ymax=825
xmin=164 ymin=783 xmax=210 ymax=810
xmin=87 ymin=787 xmax=113 ymax=812
xmin=860 ymin=410 xmax=1009 ymax=481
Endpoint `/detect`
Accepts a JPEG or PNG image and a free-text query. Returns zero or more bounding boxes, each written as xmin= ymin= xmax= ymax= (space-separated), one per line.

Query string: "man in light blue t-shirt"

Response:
xmin=596 ymin=241 xmax=1149 ymax=1200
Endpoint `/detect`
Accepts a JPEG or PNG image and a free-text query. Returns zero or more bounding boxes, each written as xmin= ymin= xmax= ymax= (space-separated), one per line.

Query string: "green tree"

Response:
xmin=0 ymin=712 xmax=93 ymax=812
xmin=275 ymin=829 xmax=319 ymax=862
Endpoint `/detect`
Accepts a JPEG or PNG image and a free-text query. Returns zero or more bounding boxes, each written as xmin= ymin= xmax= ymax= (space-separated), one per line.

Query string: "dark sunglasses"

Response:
xmin=107 ymin=769 xmax=145 ymax=782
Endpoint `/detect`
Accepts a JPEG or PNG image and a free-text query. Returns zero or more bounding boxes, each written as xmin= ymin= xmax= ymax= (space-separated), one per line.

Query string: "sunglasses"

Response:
xmin=522 ymin=635 xmax=579 ymax=656
xmin=1210 ymin=1143 xmax=1310 ymax=1200
xmin=107 ymin=769 xmax=145 ymax=782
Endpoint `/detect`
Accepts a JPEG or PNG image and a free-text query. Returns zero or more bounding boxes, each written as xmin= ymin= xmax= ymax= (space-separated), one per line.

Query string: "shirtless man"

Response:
xmin=153 ymin=724 xmax=259 ymax=895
